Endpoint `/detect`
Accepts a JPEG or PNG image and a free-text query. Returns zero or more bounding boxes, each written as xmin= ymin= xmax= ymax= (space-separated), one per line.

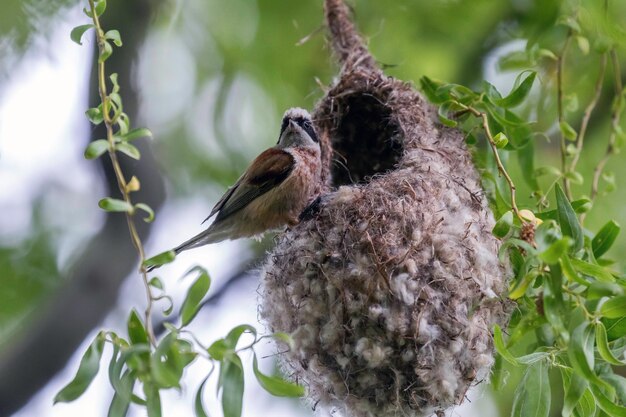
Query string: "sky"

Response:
xmin=0 ymin=4 xmax=502 ymax=417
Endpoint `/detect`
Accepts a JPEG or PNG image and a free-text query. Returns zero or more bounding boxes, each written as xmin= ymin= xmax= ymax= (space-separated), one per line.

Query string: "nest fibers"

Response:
xmin=260 ymin=1 xmax=509 ymax=416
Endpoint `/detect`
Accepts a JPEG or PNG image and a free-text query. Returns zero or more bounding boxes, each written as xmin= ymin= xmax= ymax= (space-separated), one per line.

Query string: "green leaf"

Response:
xmin=605 ymin=374 xmax=626 ymax=406
xmin=94 ymin=0 xmax=107 ymax=16
xmin=225 ymin=325 xmax=257 ymax=349
xmin=493 ymin=324 xmax=519 ymax=366
xmin=565 ymin=171 xmax=584 ymax=185
xmin=492 ymin=210 xmax=513 ymax=238
xmin=576 ymin=36 xmax=590 ymax=55
xmin=419 ymin=76 xmax=447 ymax=104
xmin=539 ymin=237 xmax=572 ymax=264
xmin=588 ymin=282 xmax=623 ymax=299
xmin=54 ymin=333 xmax=105 ymax=403
xmin=568 ymin=322 xmax=611 ymax=390
xmin=604 ymin=317 xmax=626 ymax=341
xmin=560 ymin=256 xmax=590 ymax=286
xmin=151 ymin=333 xmax=180 ymax=388
xmin=221 ymin=355 xmax=244 ymax=417
xmin=143 ymin=250 xmax=176 ymax=269
xmin=107 ymin=370 xmax=134 ymax=417
xmin=592 ymin=221 xmax=621 ymax=258
xmin=144 ymin=383 xmax=162 ymax=417
xmin=150 ymin=333 xmax=196 ymax=389
xmin=570 ymin=258 xmax=615 ymax=282
xmin=135 ymin=203 xmax=155 ymax=223
xmin=601 ymin=296 xmax=626 ymax=319
xmin=562 ymin=369 xmax=589 ymax=417
xmin=493 ymin=71 xmax=536 ymax=108
xmin=555 ymin=184 xmax=583 ymax=253
xmin=595 ymin=322 xmax=626 ymax=365
xmin=99 ymin=40 xmax=113 ymax=63
xmin=195 ymin=376 xmax=210 ymax=417
xmin=117 ymin=113 xmax=130 ymax=135
xmin=516 ymin=352 xmax=551 ymax=365
xmin=70 ymin=24 xmax=94 ymax=45
xmin=575 ymin=389 xmax=597 ymax=417
xmin=207 ymin=339 xmax=228 ymax=361
xmin=84 ymin=139 xmax=109 ymax=159
xmin=123 ymin=127 xmax=153 ymax=142
xmin=110 ymin=73 xmax=120 ymax=94
xmin=127 ymin=310 xmax=149 ymax=346
xmin=85 ymin=107 xmax=103 ymax=125
xmin=149 ymin=277 xmax=164 ymax=290
xmin=180 ymin=267 xmax=211 ymax=326
xmin=105 ymin=30 xmax=122 ymax=47
xmin=509 ymin=269 xmax=540 ymax=299
xmin=491 ymin=354 xmax=506 ymax=392
xmin=544 ymin=264 xmax=567 ymax=338
xmin=590 ymin=384 xmax=626 ymax=416
xmin=437 ymin=101 xmax=458 ymax=127
xmin=252 ymin=353 xmax=304 ymax=397
xmin=99 ymin=198 xmax=134 ymax=213
xmin=110 ymin=345 xmax=149 ymax=396
xmin=116 ymin=142 xmax=141 ymax=160
xmin=536 ymin=199 xmax=592 ymax=220
xmin=558 ymin=15 xmax=581 ymax=33
xmin=209 ymin=325 xmax=257 ymax=362
xmin=560 ymin=121 xmax=578 ymax=141
xmin=493 ymin=132 xmax=509 ymax=148
xmin=511 ymin=361 xmax=550 ymax=417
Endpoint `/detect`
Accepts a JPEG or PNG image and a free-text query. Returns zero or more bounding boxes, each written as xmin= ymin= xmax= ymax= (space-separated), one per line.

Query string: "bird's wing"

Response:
xmin=203 ymin=148 xmax=295 ymax=223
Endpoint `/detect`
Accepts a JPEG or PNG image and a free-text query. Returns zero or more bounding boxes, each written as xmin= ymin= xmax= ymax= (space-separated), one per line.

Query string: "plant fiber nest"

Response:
xmin=260 ymin=1 xmax=509 ymax=416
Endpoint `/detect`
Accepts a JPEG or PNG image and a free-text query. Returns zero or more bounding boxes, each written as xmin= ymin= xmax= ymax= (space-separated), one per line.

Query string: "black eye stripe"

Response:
xmin=279 ymin=118 xmax=289 ymax=136
xmin=301 ymin=121 xmax=318 ymax=143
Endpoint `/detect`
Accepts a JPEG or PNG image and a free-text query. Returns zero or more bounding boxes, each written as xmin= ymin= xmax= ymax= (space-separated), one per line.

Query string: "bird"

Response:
xmin=147 ymin=108 xmax=321 ymax=271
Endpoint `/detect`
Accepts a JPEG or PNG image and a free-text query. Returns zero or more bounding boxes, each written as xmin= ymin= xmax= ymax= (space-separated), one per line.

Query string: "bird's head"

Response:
xmin=277 ymin=107 xmax=319 ymax=149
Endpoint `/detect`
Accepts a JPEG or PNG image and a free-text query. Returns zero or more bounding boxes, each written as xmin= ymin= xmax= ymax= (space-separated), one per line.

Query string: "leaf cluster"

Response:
xmin=420 ymin=2 xmax=626 ymax=415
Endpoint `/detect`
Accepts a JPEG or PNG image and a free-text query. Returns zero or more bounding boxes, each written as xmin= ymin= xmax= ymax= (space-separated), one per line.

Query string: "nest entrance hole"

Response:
xmin=330 ymin=94 xmax=403 ymax=187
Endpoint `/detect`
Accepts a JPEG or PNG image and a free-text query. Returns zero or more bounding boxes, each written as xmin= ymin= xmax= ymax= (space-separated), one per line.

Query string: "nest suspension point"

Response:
xmin=260 ymin=1 xmax=509 ymax=416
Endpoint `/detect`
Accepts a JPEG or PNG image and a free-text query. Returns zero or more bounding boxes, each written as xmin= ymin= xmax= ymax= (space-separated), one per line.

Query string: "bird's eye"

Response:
xmin=300 ymin=120 xmax=318 ymax=143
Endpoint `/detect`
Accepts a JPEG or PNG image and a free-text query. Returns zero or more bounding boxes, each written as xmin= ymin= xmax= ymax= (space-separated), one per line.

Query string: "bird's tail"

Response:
xmin=146 ymin=224 xmax=231 ymax=272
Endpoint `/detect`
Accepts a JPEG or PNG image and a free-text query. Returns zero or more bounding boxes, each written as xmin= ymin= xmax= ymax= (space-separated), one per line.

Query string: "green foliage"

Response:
xmin=419 ymin=2 xmax=626 ymax=414
xmin=54 ymin=3 xmax=306 ymax=416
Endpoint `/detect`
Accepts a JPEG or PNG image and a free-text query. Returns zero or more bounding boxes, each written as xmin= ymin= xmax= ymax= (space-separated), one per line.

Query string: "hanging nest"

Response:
xmin=260 ymin=1 xmax=510 ymax=416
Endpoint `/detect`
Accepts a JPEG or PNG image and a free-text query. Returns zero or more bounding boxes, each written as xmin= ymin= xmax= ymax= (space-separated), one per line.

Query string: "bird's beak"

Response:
xmin=282 ymin=119 xmax=297 ymax=135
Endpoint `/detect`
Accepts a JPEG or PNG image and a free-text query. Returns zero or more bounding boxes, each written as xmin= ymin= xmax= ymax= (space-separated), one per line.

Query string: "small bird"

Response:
xmin=152 ymin=108 xmax=321 ymax=266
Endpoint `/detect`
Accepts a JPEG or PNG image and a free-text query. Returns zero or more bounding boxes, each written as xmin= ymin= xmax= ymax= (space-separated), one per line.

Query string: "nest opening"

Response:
xmin=329 ymin=94 xmax=403 ymax=187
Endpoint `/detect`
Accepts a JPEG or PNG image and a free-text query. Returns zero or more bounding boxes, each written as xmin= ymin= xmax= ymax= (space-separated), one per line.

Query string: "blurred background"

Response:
xmin=0 ymin=0 xmax=624 ymax=416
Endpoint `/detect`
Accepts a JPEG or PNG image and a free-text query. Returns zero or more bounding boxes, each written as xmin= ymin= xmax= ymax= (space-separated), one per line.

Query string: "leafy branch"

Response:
xmin=420 ymin=4 xmax=626 ymax=415
xmin=87 ymin=0 xmax=158 ymax=346
xmin=55 ymin=2 xmax=304 ymax=416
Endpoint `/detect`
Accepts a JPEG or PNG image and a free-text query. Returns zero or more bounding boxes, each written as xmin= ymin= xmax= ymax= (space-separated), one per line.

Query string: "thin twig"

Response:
xmin=566 ymin=53 xmax=607 ymax=195
xmin=587 ymin=49 xmax=623 ymax=210
xmin=457 ymin=104 xmax=523 ymax=221
xmin=89 ymin=0 xmax=156 ymax=346
xmin=557 ymin=32 xmax=573 ymax=198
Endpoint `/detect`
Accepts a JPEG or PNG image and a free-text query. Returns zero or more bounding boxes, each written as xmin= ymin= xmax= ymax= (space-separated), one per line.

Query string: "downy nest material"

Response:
xmin=260 ymin=1 xmax=509 ymax=416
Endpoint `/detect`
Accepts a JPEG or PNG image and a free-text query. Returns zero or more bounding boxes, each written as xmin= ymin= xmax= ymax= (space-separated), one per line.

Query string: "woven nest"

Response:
xmin=260 ymin=1 xmax=509 ymax=416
